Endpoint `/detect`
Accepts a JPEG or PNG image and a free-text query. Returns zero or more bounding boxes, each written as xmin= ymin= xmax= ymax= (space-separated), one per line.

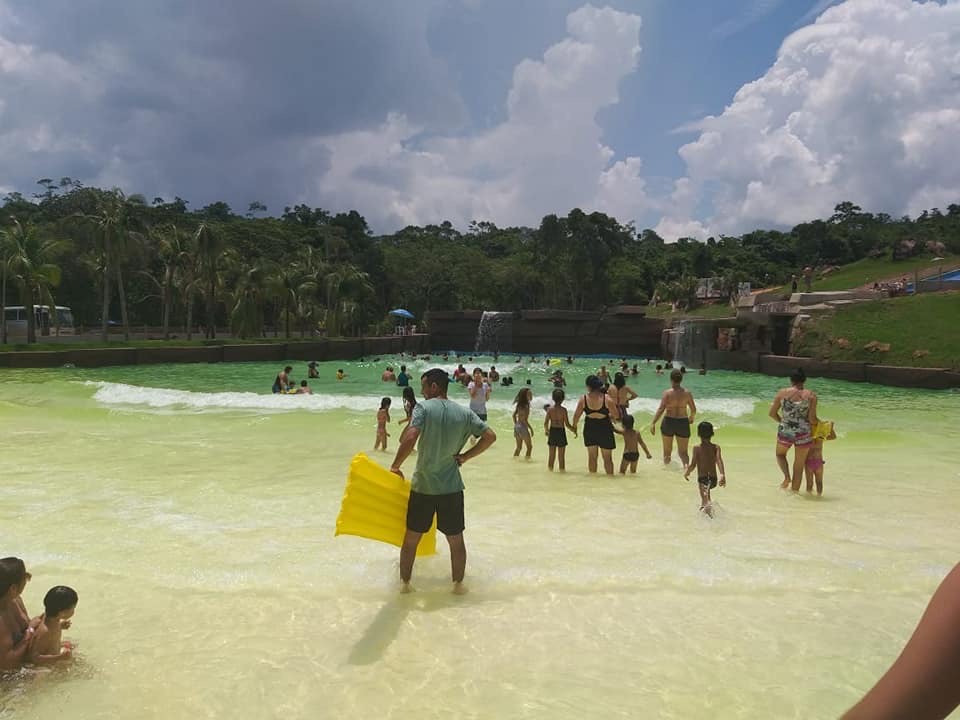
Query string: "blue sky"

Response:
xmin=1 ymin=0 xmax=956 ymax=237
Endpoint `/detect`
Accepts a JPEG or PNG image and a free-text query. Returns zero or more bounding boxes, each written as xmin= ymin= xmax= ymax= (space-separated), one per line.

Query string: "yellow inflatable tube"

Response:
xmin=335 ymin=453 xmax=436 ymax=556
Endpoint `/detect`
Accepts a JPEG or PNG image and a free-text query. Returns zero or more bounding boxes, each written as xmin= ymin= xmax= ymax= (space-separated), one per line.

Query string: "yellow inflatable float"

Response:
xmin=334 ymin=453 xmax=436 ymax=556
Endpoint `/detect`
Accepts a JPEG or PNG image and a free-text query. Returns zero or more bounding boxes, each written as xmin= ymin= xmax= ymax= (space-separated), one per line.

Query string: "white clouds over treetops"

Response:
xmin=662 ymin=0 xmax=960 ymax=238
xmin=309 ymin=5 xmax=650 ymax=232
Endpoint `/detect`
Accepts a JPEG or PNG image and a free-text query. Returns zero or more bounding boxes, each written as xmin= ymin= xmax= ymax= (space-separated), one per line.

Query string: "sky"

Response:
xmin=0 ymin=0 xmax=958 ymax=238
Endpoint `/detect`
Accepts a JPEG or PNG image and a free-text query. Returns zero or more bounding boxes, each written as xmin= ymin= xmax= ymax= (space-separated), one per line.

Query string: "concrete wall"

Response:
xmin=705 ymin=352 xmax=960 ymax=389
xmin=0 ymin=335 xmax=429 ymax=370
xmin=426 ymin=309 xmax=664 ymax=356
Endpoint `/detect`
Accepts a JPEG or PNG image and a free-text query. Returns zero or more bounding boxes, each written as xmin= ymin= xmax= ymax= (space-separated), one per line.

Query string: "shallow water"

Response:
xmin=2 ymin=355 xmax=959 ymax=719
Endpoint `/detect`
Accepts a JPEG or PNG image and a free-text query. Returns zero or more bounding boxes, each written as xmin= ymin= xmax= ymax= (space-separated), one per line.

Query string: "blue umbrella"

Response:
xmin=389 ymin=309 xmax=415 ymax=320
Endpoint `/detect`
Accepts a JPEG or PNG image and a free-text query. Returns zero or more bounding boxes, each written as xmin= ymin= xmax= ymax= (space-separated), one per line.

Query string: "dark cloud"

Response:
xmin=0 ymin=0 xmax=466 ymax=212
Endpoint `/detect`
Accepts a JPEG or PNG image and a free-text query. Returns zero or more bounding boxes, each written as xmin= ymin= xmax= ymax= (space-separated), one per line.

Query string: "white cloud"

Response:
xmin=668 ymin=0 xmax=960 ymax=237
xmin=307 ymin=4 xmax=651 ymax=231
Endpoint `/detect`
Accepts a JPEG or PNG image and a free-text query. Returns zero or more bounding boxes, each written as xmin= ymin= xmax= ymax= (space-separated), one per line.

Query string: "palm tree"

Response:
xmin=172 ymin=242 xmax=200 ymax=340
xmin=226 ymin=260 xmax=267 ymax=339
xmin=1 ymin=226 xmax=11 ymax=344
xmin=2 ymin=219 xmax=65 ymax=344
xmin=267 ymin=263 xmax=312 ymax=339
xmin=321 ymin=263 xmax=373 ymax=337
xmin=141 ymin=224 xmax=190 ymax=339
xmin=82 ymin=189 xmax=142 ymax=341
xmin=194 ymin=223 xmax=224 ymax=339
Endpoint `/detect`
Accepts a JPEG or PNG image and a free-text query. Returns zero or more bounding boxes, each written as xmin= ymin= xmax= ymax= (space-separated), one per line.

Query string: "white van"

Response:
xmin=3 ymin=305 xmax=75 ymax=338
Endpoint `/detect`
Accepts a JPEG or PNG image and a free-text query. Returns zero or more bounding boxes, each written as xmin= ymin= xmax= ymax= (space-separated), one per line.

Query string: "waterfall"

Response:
xmin=669 ymin=320 xmax=713 ymax=367
xmin=474 ymin=311 xmax=513 ymax=353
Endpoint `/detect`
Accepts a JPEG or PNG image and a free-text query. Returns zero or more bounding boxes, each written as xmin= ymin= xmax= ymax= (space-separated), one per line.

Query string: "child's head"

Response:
xmin=43 ymin=585 xmax=78 ymax=620
xmin=0 ymin=557 xmax=28 ymax=601
xmin=337 ymin=368 xmax=344 ymax=374
xmin=551 ymin=388 xmax=565 ymax=404
xmin=400 ymin=365 xmax=406 ymax=372
xmin=514 ymin=388 xmax=532 ymax=406
xmin=284 ymin=366 xmax=293 ymax=373
xmin=656 ymin=364 xmax=663 ymax=371
xmin=300 ymin=380 xmax=308 ymax=387
xmin=697 ymin=421 xmax=714 ymax=440
xmin=402 ymin=386 xmax=416 ymax=404
xmin=585 ymin=375 xmax=604 ymax=391
xmin=622 ymin=415 xmax=635 ymax=430
xmin=380 ymin=397 xmax=391 ymax=410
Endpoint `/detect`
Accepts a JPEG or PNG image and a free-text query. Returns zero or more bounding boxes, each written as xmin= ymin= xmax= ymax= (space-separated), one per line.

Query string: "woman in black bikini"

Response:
xmin=572 ymin=375 xmax=621 ymax=475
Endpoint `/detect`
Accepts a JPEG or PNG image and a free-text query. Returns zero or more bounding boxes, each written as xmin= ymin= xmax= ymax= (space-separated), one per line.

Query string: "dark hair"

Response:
xmin=300 ymin=380 xmax=308 ymax=387
xmin=400 ymin=365 xmax=406 ymax=372
xmin=43 ymin=586 xmax=78 ymax=618
xmin=473 ymin=367 xmax=483 ymax=376
xmin=790 ymin=368 xmax=807 ymax=386
xmin=380 ymin=397 xmax=392 ymax=409
xmin=338 ymin=368 xmax=344 ymax=373
xmin=551 ymin=388 xmax=565 ymax=403
xmin=514 ymin=388 xmax=531 ymax=407
xmin=670 ymin=369 xmax=683 ymax=383
xmin=402 ymin=386 xmax=416 ymax=404
xmin=622 ymin=415 xmax=635 ymax=430
xmin=656 ymin=364 xmax=663 ymax=371
xmin=613 ymin=373 xmax=626 ymax=389
xmin=698 ymin=421 xmax=715 ymax=439
xmin=284 ymin=366 xmax=293 ymax=373
xmin=585 ymin=375 xmax=604 ymax=391
xmin=421 ymin=368 xmax=450 ymax=391
xmin=0 ymin=557 xmax=27 ymax=597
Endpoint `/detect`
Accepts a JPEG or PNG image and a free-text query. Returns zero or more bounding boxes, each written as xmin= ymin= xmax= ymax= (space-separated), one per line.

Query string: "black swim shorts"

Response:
xmin=622 ymin=451 xmax=640 ymax=462
xmin=406 ymin=490 xmax=465 ymax=535
xmin=698 ymin=475 xmax=718 ymax=489
xmin=661 ymin=416 xmax=691 ymax=438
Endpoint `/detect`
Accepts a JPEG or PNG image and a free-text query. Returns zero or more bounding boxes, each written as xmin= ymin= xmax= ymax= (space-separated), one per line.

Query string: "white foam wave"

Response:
xmin=85 ymin=381 xmax=758 ymax=418
xmin=86 ymin=382 xmax=387 ymax=413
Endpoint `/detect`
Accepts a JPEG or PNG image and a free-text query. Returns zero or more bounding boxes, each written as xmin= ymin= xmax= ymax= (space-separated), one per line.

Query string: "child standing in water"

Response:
xmin=684 ymin=421 xmax=726 ymax=517
xmin=375 ymin=397 xmax=391 ymax=451
xmin=27 ymin=586 xmax=78 ymax=665
xmin=513 ymin=388 xmax=534 ymax=458
xmin=398 ymin=386 xmax=417 ymax=428
xmin=805 ymin=420 xmax=836 ymax=495
xmin=544 ymin=389 xmax=576 ymax=471
xmin=614 ymin=415 xmax=652 ymax=474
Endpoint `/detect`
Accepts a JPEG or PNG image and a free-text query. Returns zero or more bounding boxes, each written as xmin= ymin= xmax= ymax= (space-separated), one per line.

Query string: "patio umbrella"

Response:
xmin=389 ymin=309 xmax=415 ymax=320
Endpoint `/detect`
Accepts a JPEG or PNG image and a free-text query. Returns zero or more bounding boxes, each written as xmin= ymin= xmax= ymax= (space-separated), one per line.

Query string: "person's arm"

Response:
xmin=564 ymin=409 xmax=577 ymax=435
xmin=571 ymin=397 xmax=585 ymax=432
xmin=468 ymin=382 xmax=478 ymax=398
xmin=456 ymin=427 xmax=497 ymax=465
xmin=608 ymin=396 xmax=621 ymax=423
xmin=626 ymin=387 xmax=638 ymax=402
xmin=684 ymin=446 xmax=699 ymax=480
xmin=717 ymin=446 xmax=726 ymax=486
xmin=0 ymin=623 xmax=33 ymax=670
xmin=807 ymin=392 xmax=818 ymax=426
xmin=686 ymin=392 xmax=696 ymax=425
xmin=651 ymin=394 xmax=667 ymax=434
xmin=769 ymin=391 xmax=783 ymax=422
xmin=27 ymin=630 xmax=71 ymax=665
xmin=843 ymin=563 xmax=960 ymax=720
xmin=484 ymin=384 xmax=491 ymax=402
xmin=637 ymin=433 xmax=652 ymax=458
xmin=389 ymin=425 xmax=421 ymax=478
xmin=543 ymin=411 xmax=551 ymax=436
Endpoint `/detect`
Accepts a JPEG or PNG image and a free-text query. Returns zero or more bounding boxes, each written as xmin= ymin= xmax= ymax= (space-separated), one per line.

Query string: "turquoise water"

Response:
xmin=2 ymin=356 xmax=959 ymax=718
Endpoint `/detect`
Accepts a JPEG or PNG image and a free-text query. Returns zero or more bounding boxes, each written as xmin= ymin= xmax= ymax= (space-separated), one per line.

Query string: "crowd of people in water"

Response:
xmin=270 ymin=353 xmax=835 ymax=517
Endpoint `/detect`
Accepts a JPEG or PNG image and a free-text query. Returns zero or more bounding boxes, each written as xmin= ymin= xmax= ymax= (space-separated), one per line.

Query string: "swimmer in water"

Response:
xmin=375 ymin=397 xmax=391 ymax=451
xmin=0 ymin=557 xmax=34 ymax=670
xmin=544 ymin=388 xmax=577 ymax=471
xmin=272 ymin=366 xmax=292 ymax=394
xmin=512 ymin=387 xmax=534 ymax=459
xmin=683 ymin=421 xmax=726 ymax=517
xmin=650 ymin=369 xmax=697 ymax=467
xmin=614 ymin=415 xmax=652 ymax=473
xmin=297 ymin=380 xmax=313 ymax=395
xmin=27 ymin=586 xmax=77 ymax=665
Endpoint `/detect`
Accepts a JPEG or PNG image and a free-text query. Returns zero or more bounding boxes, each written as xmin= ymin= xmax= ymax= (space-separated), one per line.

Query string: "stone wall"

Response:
xmin=426 ymin=308 xmax=664 ymax=356
xmin=0 ymin=335 xmax=429 ymax=369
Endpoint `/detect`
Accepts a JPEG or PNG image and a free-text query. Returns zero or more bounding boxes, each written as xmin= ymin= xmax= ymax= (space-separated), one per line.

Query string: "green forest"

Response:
xmin=2 ymin=178 xmax=959 ymax=343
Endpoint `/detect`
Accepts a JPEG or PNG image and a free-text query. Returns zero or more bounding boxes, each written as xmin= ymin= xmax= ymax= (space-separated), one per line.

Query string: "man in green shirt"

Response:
xmin=390 ymin=368 xmax=497 ymax=594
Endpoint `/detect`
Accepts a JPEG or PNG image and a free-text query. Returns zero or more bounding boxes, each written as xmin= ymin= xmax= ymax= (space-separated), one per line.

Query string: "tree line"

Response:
xmin=1 ymin=178 xmax=958 ymax=343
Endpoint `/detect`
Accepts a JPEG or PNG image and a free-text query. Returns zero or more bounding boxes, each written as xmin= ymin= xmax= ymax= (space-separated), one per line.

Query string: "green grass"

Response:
xmin=811 ymin=254 xmax=959 ymax=292
xmin=643 ymin=302 xmax=737 ymax=320
xmin=792 ymin=292 xmax=960 ymax=369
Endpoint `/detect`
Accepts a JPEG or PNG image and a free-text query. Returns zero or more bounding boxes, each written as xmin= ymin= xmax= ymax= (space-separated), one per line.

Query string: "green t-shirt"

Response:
xmin=410 ymin=398 xmax=488 ymax=495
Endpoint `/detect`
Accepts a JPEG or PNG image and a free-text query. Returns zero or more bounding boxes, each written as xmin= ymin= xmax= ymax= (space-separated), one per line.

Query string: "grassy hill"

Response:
xmin=811 ymin=254 xmax=959 ymax=292
xmin=792 ymin=292 xmax=960 ymax=369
